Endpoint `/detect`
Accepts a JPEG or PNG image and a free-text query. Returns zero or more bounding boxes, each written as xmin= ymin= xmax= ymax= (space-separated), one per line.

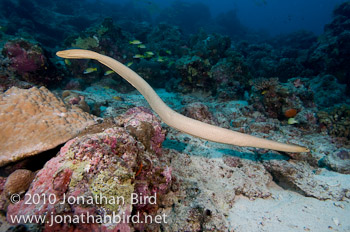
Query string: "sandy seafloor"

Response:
xmin=230 ymin=186 xmax=350 ymax=232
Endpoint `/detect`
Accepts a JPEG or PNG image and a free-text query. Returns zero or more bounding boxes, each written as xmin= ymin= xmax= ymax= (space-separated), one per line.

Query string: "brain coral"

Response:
xmin=0 ymin=86 xmax=96 ymax=166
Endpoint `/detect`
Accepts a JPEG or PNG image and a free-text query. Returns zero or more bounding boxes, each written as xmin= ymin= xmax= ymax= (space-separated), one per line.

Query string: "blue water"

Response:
xmin=100 ymin=0 xmax=347 ymax=35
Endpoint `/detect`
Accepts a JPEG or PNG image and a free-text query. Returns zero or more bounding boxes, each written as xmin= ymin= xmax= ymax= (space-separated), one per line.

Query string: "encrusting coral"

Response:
xmin=0 ymin=86 xmax=96 ymax=166
xmin=57 ymin=49 xmax=309 ymax=153
xmin=3 ymin=169 xmax=35 ymax=197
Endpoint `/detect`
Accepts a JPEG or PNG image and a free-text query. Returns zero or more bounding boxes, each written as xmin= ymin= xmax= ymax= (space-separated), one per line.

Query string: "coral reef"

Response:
xmin=0 ymin=86 xmax=96 ymax=166
xmin=3 ymin=169 xmax=35 ymax=197
xmin=175 ymin=55 xmax=213 ymax=93
xmin=182 ymin=102 xmax=219 ymax=126
xmin=62 ymin=90 xmax=90 ymax=113
xmin=2 ymin=39 xmax=60 ymax=86
xmin=115 ymin=107 xmax=166 ymax=155
xmin=249 ymin=77 xmax=314 ymax=120
xmin=1 ymin=0 xmax=350 ymax=231
xmin=307 ymin=1 xmax=350 ymax=92
xmin=309 ymin=74 xmax=347 ymax=107
xmin=0 ymin=169 xmax=35 ymax=212
xmin=318 ymin=104 xmax=350 ymax=139
xmin=6 ymin=108 xmax=173 ymax=231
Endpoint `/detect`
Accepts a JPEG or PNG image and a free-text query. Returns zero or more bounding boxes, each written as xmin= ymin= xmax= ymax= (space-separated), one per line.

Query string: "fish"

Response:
xmin=126 ymin=62 xmax=134 ymax=67
xmin=288 ymin=118 xmax=299 ymax=125
xmin=113 ymin=96 xmax=124 ymax=101
xmin=165 ymin=50 xmax=172 ymax=55
xmin=138 ymin=44 xmax=146 ymax=49
xmin=156 ymin=56 xmax=165 ymax=62
xmin=83 ymin=67 xmax=97 ymax=74
xmin=64 ymin=59 xmax=71 ymax=66
xmin=261 ymin=90 xmax=267 ymax=95
xmin=129 ymin=40 xmax=142 ymax=45
xmin=104 ymin=70 xmax=115 ymax=76
xmin=133 ymin=54 xmax=145 ymax=59
xmin=144 ymin=51 xmax=154 ymax=57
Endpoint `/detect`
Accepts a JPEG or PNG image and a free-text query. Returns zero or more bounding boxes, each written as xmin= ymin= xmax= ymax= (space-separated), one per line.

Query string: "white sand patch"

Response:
xmin=229 ymin=183 xmax=350 ymax=232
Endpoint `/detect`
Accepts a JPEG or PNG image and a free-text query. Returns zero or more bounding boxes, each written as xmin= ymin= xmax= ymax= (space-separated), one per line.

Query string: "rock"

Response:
xmin=182 ymin=102 xmax=219 ymax=126
xmin=115 ymin=107 xmax=166 ymax=155
xmin=6 ymin=108 xmax=173 ymax=231
xmin=322 ymin=149 xmax=350 ymax=174
xmin=263 ymin=160 xmax=350 ymax=201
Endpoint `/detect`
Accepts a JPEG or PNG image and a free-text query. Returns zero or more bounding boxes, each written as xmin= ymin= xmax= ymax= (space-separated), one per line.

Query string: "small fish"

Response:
xmin=129 ymin=40 xmax=142 ymax=45
xmin=83 ymin=67 xmax=97 ymax=74
xmin=103 ymin=86 xmax=110 ymax=90
xmin=288 ymin=118 xmax=298 ymax=125
xmin=133 ymin=54 xmax=145 ymax=59
xmin=113 ymin=96 xmax=124 ymax=101
xmin=104 ymin=70 xmax=115 ymax=76
xmin=156 ymin=56 xmax=165 ymax=62
xmin=165 ymin=50 xmax=172 ymax=55
xmin=64 ymin=59 xmax=71 ymax=66
xmin=144 ymin=51 xmax=154 ymax=57
xmin=126 ymin=62 xmax=133 ymax=67
xmin=138 ymin=44 xmax=146 ymax=49
xmin=261 ymin=90 xmax=267 ymax=95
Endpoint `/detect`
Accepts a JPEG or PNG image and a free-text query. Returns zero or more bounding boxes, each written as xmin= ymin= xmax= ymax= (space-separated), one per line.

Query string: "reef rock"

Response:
xmin=322 ymin=149 xmax=350 ymax=174
xmin=0 ymin=86 xmax=96 ymax=166
xmin=182 ymin=102 xmax=219 ymax=126
xmin=115 ymin=107 xmax=166 ymax=155
xmin=263 ymin=160 xmax=350 ymax=201
xmin=6 ymin=108 xmax=173 ymax=231
xmin=2 ymin=39 xmax=61 ymax=86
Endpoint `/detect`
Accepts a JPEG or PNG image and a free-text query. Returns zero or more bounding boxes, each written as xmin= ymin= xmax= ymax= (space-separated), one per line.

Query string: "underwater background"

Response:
xmin=1 ymin=0 xmax=350 ymax=231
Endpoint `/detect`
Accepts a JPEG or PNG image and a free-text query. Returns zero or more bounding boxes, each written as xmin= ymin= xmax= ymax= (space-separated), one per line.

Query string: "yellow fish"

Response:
xmin=126 ymin=62 xmax=133 ymax=67
xmin=156 ymin=56 xmax=165 ymax=62
xmin=138 ymin=44 xmax=146 ymax=49
xmin=104 ymin=70 xmax=115 ymax=76
xmin=64 ymin=59 xmax=71 ymax=66
xmin=113 ymin=96 xmax=124 ymax=101
xmin=288 ymin=118 xmax=299 ymax=125
xmin=133 ymin=54 xmax=145 ymax=59
xmin=144 ymin=51 xmax=154 ymax=58
xmin=83 ymin=67 xmax=97 ymax=74
xmin=261 ymin=90 xmax=267 ymax=95
xmin=129 ymin=40 xmax=142 ymax=45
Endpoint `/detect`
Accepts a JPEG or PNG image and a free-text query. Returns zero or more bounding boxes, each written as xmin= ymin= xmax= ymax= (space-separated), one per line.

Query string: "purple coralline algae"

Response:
xmin=116 ymin=107 xmax=166 ymax=156
xmin=2 ymin=39 xmax=60 ymax=86
xmin=7 ymin=107 xmax=173 ymax=231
